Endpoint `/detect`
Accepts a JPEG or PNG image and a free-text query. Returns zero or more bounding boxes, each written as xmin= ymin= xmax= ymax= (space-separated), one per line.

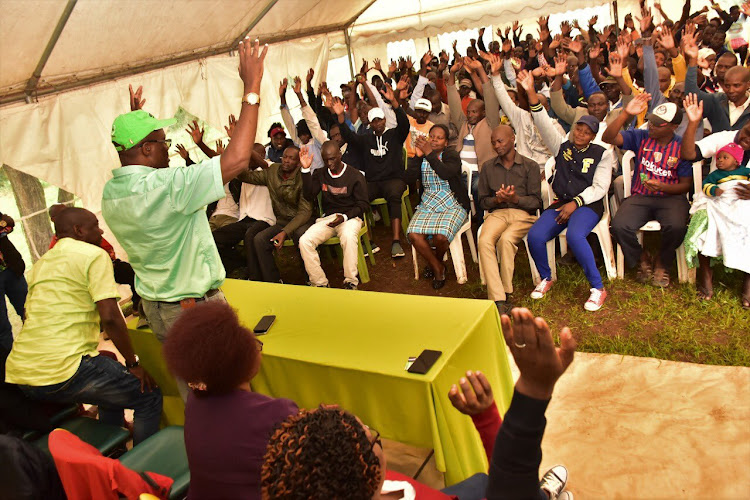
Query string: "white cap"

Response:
xmin=368 ymin=107 xmax=385 ymax=122
xmin=698 ymin=47 xmax=716 ymax=60
xmin=648 ymin=102 xmax=681 ymax=125
xmin=414 ymin=98 xmax=432 ymax=112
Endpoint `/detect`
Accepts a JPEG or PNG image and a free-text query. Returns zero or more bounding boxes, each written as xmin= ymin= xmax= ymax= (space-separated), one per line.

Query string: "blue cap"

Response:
xmin=576 ymin=115 xmax=600 ymax=134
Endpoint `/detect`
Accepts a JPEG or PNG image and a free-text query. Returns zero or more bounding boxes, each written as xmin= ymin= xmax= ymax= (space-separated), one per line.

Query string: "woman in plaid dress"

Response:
xmin=406 ymin=124 xmax=471 ymax=289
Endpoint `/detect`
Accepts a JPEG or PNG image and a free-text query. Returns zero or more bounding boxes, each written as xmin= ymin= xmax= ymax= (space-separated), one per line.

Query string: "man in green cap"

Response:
xmin=102 ymin=38 xmax=267 ymax=353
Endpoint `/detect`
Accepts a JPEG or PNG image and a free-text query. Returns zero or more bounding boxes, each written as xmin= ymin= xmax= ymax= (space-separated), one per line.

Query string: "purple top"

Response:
xmin=185 ymin=389 xmax=298 ymax=499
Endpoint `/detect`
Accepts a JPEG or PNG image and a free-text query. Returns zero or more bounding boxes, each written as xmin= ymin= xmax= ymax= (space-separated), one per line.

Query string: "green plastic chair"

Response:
xmin=127 ymin=321 xmax=185 ymax=427
xmin=119 ymin=426 xmax=190 ymax=500
xmin=22 ymin=403 xmax=79 ymax=441
xmin=34 ymin=417 xmax=130 ymax=457
xmin=368 ymin=148 xmax=413 ymax=236
xmin=321 ymin=217 xmax=375 ymax=283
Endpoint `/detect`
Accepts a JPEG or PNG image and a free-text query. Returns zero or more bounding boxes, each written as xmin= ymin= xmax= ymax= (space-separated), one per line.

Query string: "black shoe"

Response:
xmin=495 ymin=300 xmax=512 ymax=316
xmin=343 ymin=282 xmax=358 ymax=290
xmin=422 ymin=266 xmax=434 ymax=279
xmin=558 ymin=252 xmax=577 ymax=267
xmin=432 ymin=277 xmax=446 ymax=289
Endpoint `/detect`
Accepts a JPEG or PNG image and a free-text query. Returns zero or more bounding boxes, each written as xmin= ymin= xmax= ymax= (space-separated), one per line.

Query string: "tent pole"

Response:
xmin=24 ymin=0 xmax=78 ymax=99
xmin=344 ymin=29 xmax=355 ymax=80
xmin=613 ymin=1 xmax=620 ymax=37
xmin=232 ymin=0 xmax=280 ymax=48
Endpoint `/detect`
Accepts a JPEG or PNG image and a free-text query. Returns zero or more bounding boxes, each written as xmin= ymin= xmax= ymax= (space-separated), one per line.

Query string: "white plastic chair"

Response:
xmin=543 ymin=157 xmax=618 ymax=280
xmin=411 ymin=219 xmax=477 ymax=284
xmin=616 ymin=151 xmax=699 ymax=283
xmin=461 ymin=161 xmax=478 ymax=216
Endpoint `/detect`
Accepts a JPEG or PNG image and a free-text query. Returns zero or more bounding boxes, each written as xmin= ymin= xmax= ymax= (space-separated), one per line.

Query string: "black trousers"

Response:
xmin=368 ymin=178 xmax=406 ymax=224
xmin=112 ymin=259 xmax=140 ymax=308
xmin=213 ymin=217 xmax=271 ymax=277
xmin=249 ymin=221 xmax=312 ymax=282
xmin=611 ymin=194 xmax=690 ymax=269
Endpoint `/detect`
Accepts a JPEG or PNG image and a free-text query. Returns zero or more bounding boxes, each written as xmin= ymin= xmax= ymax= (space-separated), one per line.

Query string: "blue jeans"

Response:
xmin=441 ymin=472 xmax=490 ymax=499
xmin=19 ymin=355 xmax=162 ymax=445
xmin=0 ymin=268 xmax=27 ymax=354
xmin=527 ymin=206 xmax=603 ymax=289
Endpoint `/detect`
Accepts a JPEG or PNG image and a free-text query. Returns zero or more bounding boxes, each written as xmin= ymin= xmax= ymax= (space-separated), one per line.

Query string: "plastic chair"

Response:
xmin=616 ymin=151 xmax=699 ymax=283
xmin=410 ymin=219 xmax=477 ymax=284
xmin=460 ymin=161 xmax=478 ymax=216
xmin=321 ymin=217 xmax=375 ymax=283
xmin=120 ymin=426 xmax=190 ymax=500
xmin=34 ymin=417 xmax=130 ymax=457
xmin=543 ymin=157 xmax=617 ymax=280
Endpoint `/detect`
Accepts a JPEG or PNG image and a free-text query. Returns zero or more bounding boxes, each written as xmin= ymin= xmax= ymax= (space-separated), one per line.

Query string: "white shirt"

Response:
xmin=695 ymin=130 xmax=739 ymax=172
xmin=212 ymin=184 xmax=239 ymax=219
xmin=238 ymin=164 xmax=275 ymax=225
xmin=729 ymin=97 xmax=750 ymax=126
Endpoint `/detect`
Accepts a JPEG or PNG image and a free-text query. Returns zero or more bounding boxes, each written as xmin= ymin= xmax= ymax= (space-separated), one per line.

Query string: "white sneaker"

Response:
xmin=530 ymin=278 xmax=554 ymax=299
xmin=558 ymin=492 xmax=574 ymax=500
xmin=584 ymin=288 xmax=607 ymax=311
xmin=540 ymin=464 xmax=568 ymax=500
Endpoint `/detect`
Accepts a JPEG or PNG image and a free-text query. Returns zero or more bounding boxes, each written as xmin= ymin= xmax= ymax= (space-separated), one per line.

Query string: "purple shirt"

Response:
xmin=185 ymin=390 xmax=298 ymax=499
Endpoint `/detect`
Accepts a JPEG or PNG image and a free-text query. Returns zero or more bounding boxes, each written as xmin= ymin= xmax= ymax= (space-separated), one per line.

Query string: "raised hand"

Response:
xmin=479 ymin=27 xmax=486 ymax=37
xmin=487 ymin=52 xmax=503 ymax=76
xmin=129 ymin=84 xmax=146 ymax=111
xmin=293 ymin=76 xmax=302 ymax=94
xmin=682 ymin=25 xmax=699 ymax=60
xmin=512 ymin=20 xmax=520 ymax=32
xmin=683 ymin=93 xmax=704 ymax=123
xmin=598 ymin=25 xmax=614 ymax=44
xmin=448 ymin=370 xmax=495 ymax=416
xmin=396 ymin=73 xmax=409 ymax=92
xmin=279 ymin=78 xmax=288 ymax=97
xmin=331 ymin=96 xmax=345 ymax=116
xmin=175 ymin=144 xmax=189 ymax=160
xmin=501 ymin=308 xmax=576 ymax=401
xmin=238 ymin=37 xmax=267 ymax=92
xmin=624 ymin=92 xmax=651 ymax=115
xmin=655 ymin=26 xmax=675 ymax=50
xmin=215 ymin=139 xmax=225 ymax=155
xmin=549 ymin=34 xmax=563 ymax=50
xmin=637 ymin=7 xmax=653 ymax=34
xmin=405 ymin=56 xmax=414 ymax=70
xmin=517 ymin=69 xmax=535 ymax=92
xmin=554 ymin=53 xmax=568 ymax=76
xmin=299 ymin=145 xmax=313 ymax=169
xmin=560 ymin=20 xmax=572 ymax=36
xmin=608 ymin=52 xmax=624 ymax=78
xmin=374 ymin=58 xmax=382 ymax=71
xmin=504 ymin=26 xmax=512 ymax=37
xmin=186 ymin=120 xmax=204 ymax=144
xmin=224 ymin=114 xmax=237 ymax=138
xmin=589 ymin=44 xmax=603 ymax=60
xmin=306 ymin=68 xmax=314 ymax=84
xmin=380 ymin=83 xmax=396 ymax=104
xmin=360 ymin=59 xmax=369 ymax=74
xmin=617 ymin=35 xmax=631 ymax=59
xmin=502 ymin=39 xmax=512 ymax=54
xmin=538 ymin=15 xmax=549 ymax=29
xmin=564 ymin=38 xmax=583 ymax=54
xmin=449 ymin=59 xmax=464 ymax=75
xmin=589 ymin=15 xmax=599 ymax=26
xmin=421 ymin=51 xmax=433 ymax=69
xmin=388 ymin=59 xmax=397 ymax=74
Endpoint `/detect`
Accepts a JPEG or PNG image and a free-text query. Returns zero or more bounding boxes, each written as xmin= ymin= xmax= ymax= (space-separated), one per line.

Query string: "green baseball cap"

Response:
xmin=111 ymin=110 xmax=176 ymax=151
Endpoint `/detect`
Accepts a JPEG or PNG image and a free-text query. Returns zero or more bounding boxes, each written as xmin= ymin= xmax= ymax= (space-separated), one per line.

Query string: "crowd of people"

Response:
xmin=1 ymin=1 xmax=749 ymax=498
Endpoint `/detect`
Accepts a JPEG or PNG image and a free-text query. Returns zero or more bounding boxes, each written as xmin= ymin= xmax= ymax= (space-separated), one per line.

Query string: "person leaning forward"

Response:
xmin=101 ymin=39 xmax=268 ymax=348
xmin=477 ymin=125 xmax=542 ymax=314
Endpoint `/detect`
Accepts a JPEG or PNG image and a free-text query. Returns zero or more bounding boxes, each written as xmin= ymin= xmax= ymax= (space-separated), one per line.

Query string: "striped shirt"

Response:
xmin=460 ymin=130 xmax=478 ymax=169
xmin=621 ymin=130 xmax=693 ymax=197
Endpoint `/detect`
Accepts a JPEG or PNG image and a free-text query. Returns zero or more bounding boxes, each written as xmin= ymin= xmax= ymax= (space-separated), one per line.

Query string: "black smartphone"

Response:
xmin=407 ymin=349 xmax=442 ymax=374
xmin=253 ymin=315 xmax=276 ymax=335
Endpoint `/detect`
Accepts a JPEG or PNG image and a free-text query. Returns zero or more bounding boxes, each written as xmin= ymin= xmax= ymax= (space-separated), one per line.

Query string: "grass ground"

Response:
xmin=272 ymin=216 xmax=750 ymax=368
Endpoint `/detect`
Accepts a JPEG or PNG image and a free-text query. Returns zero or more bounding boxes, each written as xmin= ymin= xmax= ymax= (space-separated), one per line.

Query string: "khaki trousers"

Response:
xmin=478 ymin=209 xmax=537 ymax=302
xmin=299 ymin=215 xmax=363 ymax=287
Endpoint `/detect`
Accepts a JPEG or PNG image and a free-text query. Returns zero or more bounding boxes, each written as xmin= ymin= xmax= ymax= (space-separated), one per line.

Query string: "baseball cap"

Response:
xmin=368 ymin=107 xmax=385 ymax=122
xmin=111 ymin=110 xmax=176 ymax=152
xmin=415 ymin=98 xmax=432 ymax=112
xmin=599 ymin=76 xmax=618 ymax=86
xmin=647 ymin=102 xmax=682 ymax=126
xmin=459 ymin=78 xmax=473 ymax=88
xmin=270 ymin=126 xmax=286 ymax=138
xmin=576 ymin=115 xmax=600 ymax=134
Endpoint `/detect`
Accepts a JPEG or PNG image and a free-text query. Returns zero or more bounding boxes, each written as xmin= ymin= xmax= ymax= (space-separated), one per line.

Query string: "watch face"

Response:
xmin=245 ymin=93 xmax=260 ymax=105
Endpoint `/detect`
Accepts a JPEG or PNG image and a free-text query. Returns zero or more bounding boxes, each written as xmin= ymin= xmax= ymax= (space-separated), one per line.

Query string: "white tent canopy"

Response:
xmin=0 ymin=0 xmax=705 ymax=223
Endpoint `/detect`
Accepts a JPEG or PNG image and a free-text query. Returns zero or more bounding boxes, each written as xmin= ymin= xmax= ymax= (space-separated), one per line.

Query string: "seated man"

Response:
xmin=604 ymin=95 xmax=694 ymax=287
xmin=335 ymin=84 xmax=410 ymax=258
xmin=236 ymin=145 xmax=313 ymax=283
xmin=49 ymin=204 xmax=141 ymax=312
xmin=4 ymin=208 xmax=161 ymax=445
xmin=478 ymin=125 xmax=542 ymax=314
xmin=299 ymin=141 xmax=369 ymax=289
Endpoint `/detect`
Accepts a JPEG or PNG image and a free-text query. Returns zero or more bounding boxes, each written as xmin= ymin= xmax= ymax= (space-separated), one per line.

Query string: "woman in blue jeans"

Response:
xmin=516 ymin=68 xmax=615 ymax=312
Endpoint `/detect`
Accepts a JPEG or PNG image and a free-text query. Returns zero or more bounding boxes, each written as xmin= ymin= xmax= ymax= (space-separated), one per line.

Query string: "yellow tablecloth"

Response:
xmin=129 ymin=279 xmax=513 ymax=485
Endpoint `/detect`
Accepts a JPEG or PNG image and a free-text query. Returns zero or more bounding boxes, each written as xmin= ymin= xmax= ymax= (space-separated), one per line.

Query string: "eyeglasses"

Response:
xmin=141 ymin=138 xmax=172 ymax=148
xmin=255 ymin=339 xmax=264 ymax=351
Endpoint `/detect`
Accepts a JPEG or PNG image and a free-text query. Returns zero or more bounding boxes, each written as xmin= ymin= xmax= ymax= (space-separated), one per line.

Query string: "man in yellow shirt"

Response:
xmin=5 ymin=208 xmax=161 ymax=445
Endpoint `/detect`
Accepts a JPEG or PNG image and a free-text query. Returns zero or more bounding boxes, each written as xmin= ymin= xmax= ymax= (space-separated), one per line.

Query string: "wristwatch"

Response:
xmin=243 ymin=92 xmax=261 ymax=106
xmin=126 ymin=355 xmax=140 ymax=369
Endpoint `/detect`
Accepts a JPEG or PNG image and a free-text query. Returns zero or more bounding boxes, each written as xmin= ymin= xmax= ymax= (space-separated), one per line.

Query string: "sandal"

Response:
xmin=742 ymin=296 xmax=750 ymax=310
xmin=432 ymin=265 xmax=446 ymax=290
xmin=636 ymin=258 xmax=653 ymax=284
xmin=651 ymin=268 xmax=670 ymax=288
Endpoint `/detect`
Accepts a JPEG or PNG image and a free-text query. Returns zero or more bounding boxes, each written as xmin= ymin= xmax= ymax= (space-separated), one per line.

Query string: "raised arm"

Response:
xmin=486 ymin=52 xmax=526 ymax=127
xmin=602 ymin=93 xmax=651 ymax=146
xmin=680 ymin=93 xmax=704 ymax=161
xmin=518 ymin=70 xmax=564 ymax=156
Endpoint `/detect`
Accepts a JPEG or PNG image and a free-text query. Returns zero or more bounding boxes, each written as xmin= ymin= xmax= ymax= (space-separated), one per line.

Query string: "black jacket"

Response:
xmin=406 ymin=148 xmax=471 ymax=213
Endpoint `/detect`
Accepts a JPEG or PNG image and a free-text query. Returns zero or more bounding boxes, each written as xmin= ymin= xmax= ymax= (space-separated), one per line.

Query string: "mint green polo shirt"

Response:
xmin=102 ymin=156 xmax=226 ymax=302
